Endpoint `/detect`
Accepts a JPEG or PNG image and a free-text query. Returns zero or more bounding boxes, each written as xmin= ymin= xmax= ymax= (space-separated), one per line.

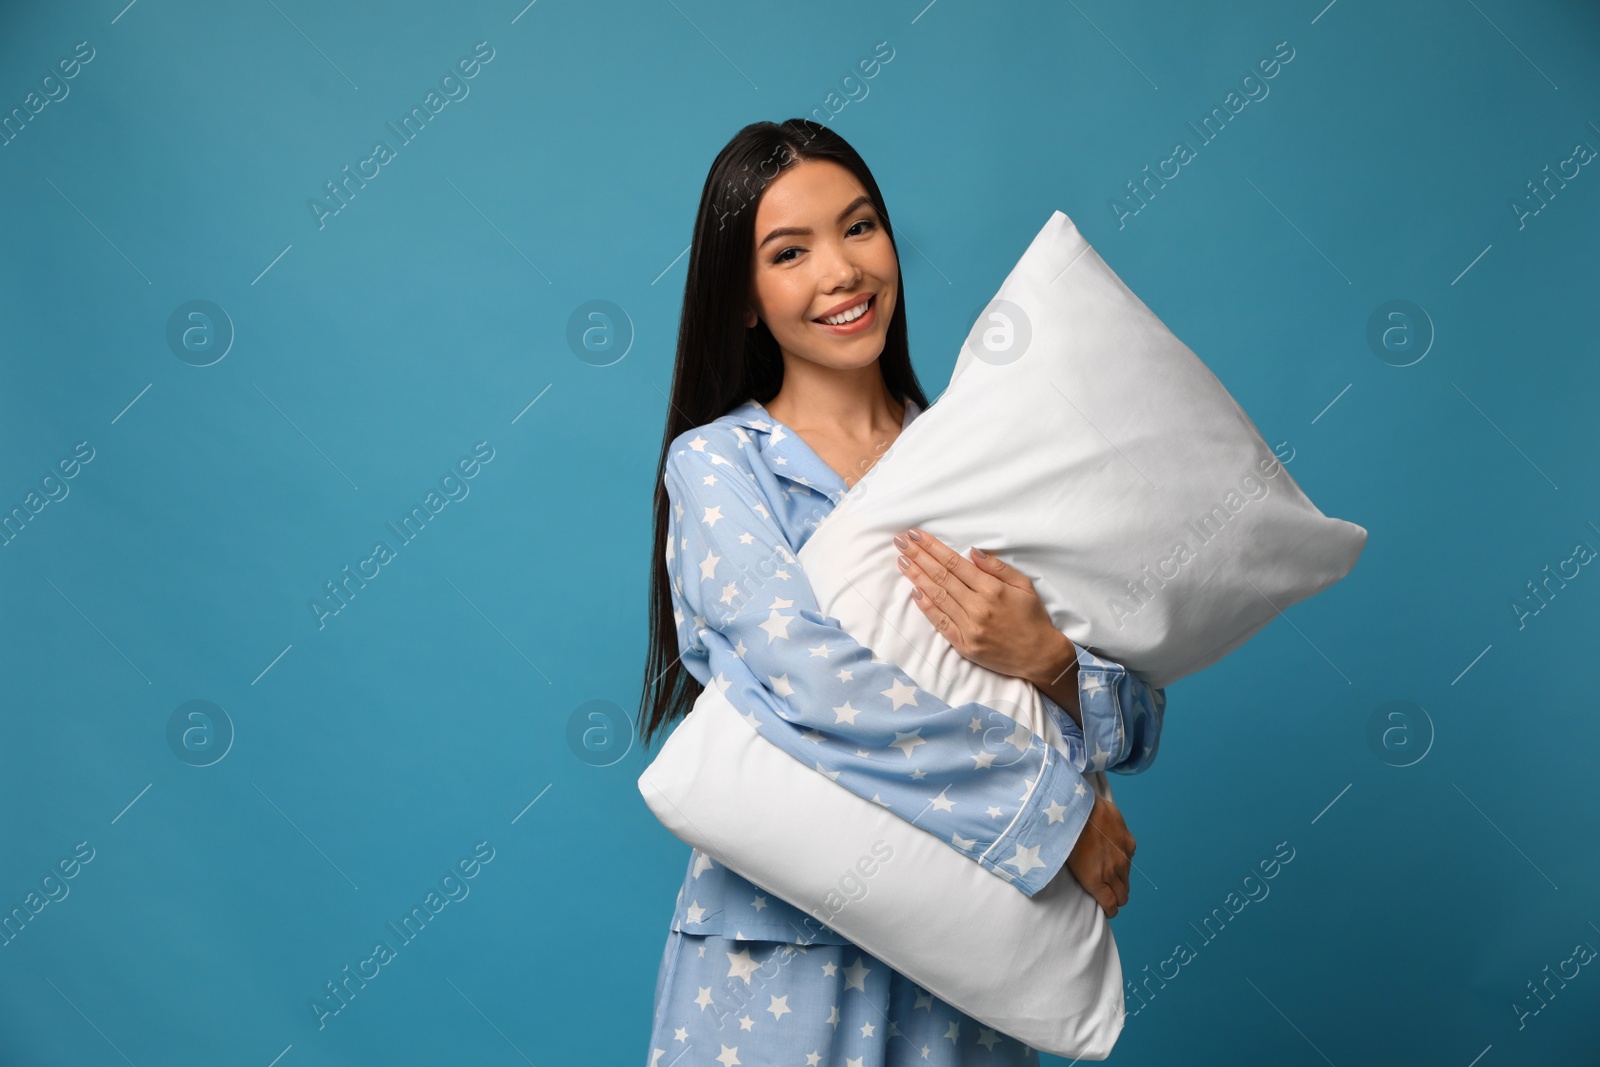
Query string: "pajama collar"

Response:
xmin=720 ymin=396 xmax=922 ymax=502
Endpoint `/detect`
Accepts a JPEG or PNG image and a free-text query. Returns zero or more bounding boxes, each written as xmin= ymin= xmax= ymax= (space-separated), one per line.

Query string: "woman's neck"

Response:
xmin=763 ymin=363 xmax=904 ymax=441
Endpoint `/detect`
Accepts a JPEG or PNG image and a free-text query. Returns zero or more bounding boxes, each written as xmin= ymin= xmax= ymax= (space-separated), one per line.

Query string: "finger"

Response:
xmin=898 ymin=535 xmax=979 ymax=627
xmin=903 ymin=528 xmax=997 ymax=605
xmin=1097 ymin=885 xmax=1119 ymax=919
xmin=905 ymin=576 xmax=963 ymax=644
xmin=1112 ymin=868 xmax=1131 ymax=908
xmin=969 ymin=547 xmax=1034 ymax=591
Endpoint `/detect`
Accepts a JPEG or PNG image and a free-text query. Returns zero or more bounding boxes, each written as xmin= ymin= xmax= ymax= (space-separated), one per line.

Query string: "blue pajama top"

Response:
xmin=660 ymin=395 xmax=1166 ymax=946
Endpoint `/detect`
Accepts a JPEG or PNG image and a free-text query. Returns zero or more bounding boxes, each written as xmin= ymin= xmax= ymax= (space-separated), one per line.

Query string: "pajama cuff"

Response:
xmin=1071 ymin=640 xmax=1127 ymax=773
xmin=978 ymin=743 xmax=1096 ymax=897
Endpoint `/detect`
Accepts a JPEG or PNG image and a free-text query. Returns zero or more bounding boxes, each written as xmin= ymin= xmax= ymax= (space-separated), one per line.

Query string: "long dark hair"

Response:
xmin=637 ymin=117 xmax=929 ymax=748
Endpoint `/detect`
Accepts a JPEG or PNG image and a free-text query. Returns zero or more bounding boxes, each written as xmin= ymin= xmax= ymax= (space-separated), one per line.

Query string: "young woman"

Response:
xmin=638 ymin=119 xmax=1166 ymax=1066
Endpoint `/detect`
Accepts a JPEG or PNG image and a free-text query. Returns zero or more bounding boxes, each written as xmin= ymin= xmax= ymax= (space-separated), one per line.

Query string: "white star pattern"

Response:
xmin=1004 ymin=721 xmax=1033 ymax=751
xmin=881 ymin=679 xmax=919 ymax=710
xmin=758 ymin=609 xmax=795 ymax=643
xmin=726 ymin=946 xmax=760 ymax=983
xmin=890 ymin=728 xmax=927 ymax=758
xmin=1003 ymin=843 xmax=1047 ymax=876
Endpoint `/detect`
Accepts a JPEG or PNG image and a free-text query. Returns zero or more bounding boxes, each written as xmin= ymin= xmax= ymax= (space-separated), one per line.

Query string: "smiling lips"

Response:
xmin=814 ymin=293 xmax=877 ymax=333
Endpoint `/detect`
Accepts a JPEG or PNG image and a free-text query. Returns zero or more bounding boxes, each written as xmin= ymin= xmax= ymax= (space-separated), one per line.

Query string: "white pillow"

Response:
xmin=640 ymin=208 xmax=1366 ymax=1058
xmin=815 ymin=208 xmax=1367 ymax=690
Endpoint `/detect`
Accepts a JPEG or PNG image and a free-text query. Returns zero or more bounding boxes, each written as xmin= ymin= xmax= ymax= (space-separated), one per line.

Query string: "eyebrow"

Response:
xmin=756 ymin=194 xmax=876 ymax=251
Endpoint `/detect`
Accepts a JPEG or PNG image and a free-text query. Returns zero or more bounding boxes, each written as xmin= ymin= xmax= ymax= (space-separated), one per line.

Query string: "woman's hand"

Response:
xmin=1066 ymin=793 xmax=1136 ymax=918
xmin=892 ymin=527 xmax=1074 ymax=692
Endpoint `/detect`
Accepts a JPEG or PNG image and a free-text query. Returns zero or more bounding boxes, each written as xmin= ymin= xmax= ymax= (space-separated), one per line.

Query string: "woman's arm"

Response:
xmin=881 ymin=518 xmax=1172 ymax=918
xmin=663 ymin=430 xmax=1094 ymax=898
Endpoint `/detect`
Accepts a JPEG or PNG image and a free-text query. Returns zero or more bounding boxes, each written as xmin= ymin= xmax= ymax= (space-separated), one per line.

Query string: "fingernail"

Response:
xmin=897 ymin=554 xmax=911 ymax=570
xmin=906 ymin=529 xmax=922 ymax=542
xmin=911 ymin=587 xmax=924 ymax=600
xmin=972 ymin=547 xmax=988 ymax=559
xmin=892 ymin=534 xmax=908 ymax=550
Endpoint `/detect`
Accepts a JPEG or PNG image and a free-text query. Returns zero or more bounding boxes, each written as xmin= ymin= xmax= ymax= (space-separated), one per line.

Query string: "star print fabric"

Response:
xmin=645 ymin=929 xmax=1041 ymax=1067
xmin=659 ymin=398 xmax=1165 ymax=947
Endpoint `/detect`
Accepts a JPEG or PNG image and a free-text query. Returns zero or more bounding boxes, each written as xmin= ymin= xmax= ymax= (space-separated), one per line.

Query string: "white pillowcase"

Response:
xmin=815 ymin=208 xmax=1367 ymax=690
xmin=640 ymin=208 xmax=1366 ymax=1058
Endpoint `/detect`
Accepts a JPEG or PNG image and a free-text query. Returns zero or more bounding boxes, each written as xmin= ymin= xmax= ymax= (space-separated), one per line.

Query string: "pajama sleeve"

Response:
xmin=1047 ymin=644 xmax=1166 ymax=776
xmin=662 ymin=429 xmax=1151 ymax=897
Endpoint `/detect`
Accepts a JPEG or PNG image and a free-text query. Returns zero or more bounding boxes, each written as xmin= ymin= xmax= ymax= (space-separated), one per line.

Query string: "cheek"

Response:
xmin=761 ymin=275 xmax=814 ymax=327
xmin=867 ymin=246 xmax=898 ymax=306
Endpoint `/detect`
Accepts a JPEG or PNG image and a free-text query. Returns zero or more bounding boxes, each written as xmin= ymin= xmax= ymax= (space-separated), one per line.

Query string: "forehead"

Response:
xmin=754 ymin=159 xmax=869 ymax=229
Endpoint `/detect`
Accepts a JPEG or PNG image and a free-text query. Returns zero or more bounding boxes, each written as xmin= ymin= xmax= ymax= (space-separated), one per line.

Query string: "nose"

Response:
xmin=820 ymin=242 xmax=861 ymax=291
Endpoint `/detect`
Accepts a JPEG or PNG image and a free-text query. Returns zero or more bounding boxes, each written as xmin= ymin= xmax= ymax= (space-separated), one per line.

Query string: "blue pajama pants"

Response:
xmin=646 ymin=929 xmax=1041 ymax=1066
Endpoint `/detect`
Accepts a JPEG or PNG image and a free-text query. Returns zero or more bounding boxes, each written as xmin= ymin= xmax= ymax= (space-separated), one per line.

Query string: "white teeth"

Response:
xmin=820 ymin=298 xmax=870 ymax=326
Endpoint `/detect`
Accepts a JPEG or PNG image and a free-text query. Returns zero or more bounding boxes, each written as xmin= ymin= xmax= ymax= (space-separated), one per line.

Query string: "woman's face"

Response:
xmin=746 ymin=158 xmax=898 ymax=373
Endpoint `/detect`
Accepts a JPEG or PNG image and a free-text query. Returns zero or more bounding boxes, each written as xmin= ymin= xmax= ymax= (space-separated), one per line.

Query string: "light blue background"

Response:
xmin=2 ymin=0 xmax=1596 ymax=1063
